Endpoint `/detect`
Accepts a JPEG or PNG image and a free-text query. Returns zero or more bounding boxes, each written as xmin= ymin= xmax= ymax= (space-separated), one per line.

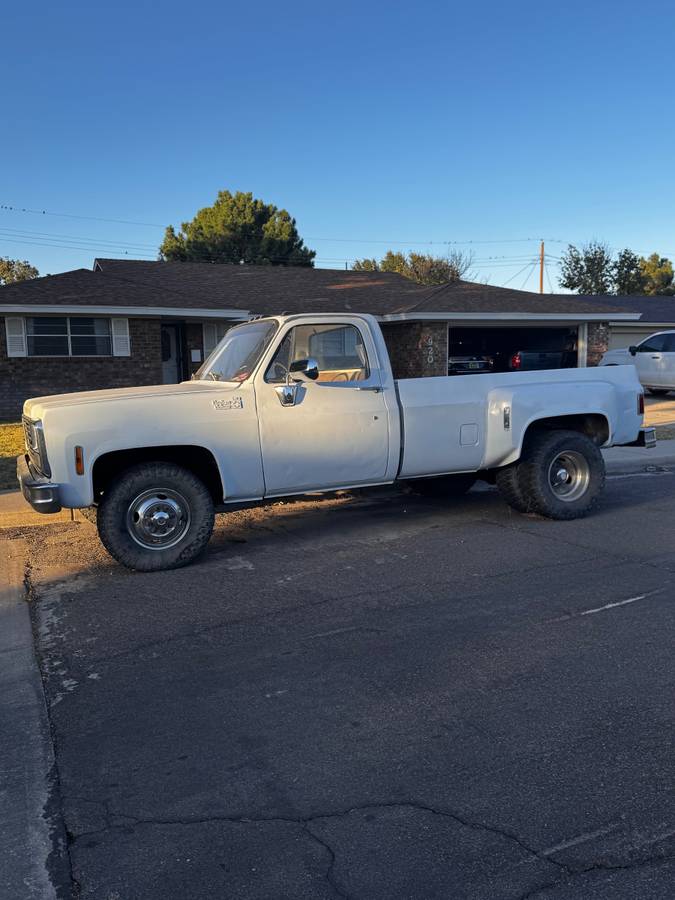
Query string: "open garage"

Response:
xmin=448 ymin=325 xmax=578 ymax=372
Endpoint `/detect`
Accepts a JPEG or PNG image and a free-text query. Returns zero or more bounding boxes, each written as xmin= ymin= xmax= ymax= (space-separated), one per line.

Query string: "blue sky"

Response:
xmin=2 ymin=0 xmax=674 ymax=291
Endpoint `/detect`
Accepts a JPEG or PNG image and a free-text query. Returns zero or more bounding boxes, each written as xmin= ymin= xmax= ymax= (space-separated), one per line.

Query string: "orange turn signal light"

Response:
xmin=75 ymin=445 xmax=84 ymax=476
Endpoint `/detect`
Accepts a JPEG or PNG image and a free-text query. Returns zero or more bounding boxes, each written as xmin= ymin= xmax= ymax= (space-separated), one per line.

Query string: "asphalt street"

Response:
xmin=9 ymin=474 xmax=675 ymax=899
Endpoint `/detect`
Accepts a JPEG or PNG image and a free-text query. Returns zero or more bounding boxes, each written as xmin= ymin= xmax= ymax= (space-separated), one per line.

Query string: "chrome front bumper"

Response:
xmin=16 ymin=454 xmax=62 ymax=514
xmin=621 ymin=426 xmax=657 ymax=449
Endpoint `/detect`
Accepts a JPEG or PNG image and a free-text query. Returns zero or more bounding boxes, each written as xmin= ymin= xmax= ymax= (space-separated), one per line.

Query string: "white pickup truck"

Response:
xmin=18 ymin=313 xmax=655 ymax=571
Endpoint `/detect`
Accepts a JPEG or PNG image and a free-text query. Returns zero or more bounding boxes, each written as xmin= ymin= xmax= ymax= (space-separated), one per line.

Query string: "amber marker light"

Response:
xmin=75 ymin=446 xmax=85 ymax=475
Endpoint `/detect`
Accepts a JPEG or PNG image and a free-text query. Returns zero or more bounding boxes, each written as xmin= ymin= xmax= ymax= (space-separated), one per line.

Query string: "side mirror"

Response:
xmin=628 ymin=345 xmax=638 ymax=356
xmin=289 ymin=357 xmax=320 ymax=382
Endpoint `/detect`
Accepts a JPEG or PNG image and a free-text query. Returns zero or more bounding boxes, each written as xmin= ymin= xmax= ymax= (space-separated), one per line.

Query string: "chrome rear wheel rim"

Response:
xmin=547 ymin=451 xmax=591 ymax=502
xmin=126 ymin=488 xmax=191 ymax=550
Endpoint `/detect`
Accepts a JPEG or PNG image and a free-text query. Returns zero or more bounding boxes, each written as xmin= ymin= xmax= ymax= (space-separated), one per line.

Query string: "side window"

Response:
xmin=638 ymin=334 xmax=667 ymax=352
xmin=266 ymin=324 xmax=370 ymax=383
xmin=663 ymin=334 xmax=675 ymax=352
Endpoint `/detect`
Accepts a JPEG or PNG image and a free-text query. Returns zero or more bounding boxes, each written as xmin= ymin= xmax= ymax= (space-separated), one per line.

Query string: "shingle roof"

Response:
xmin=93 ymin=259 xmax=634 ymax=317
xmin=580 ymin=292 xmax=675 ymax=324
xmin=0 ymin=258 xmax=642 ymax=318
xmin=0 ymin=268 xmax=200 ymax=308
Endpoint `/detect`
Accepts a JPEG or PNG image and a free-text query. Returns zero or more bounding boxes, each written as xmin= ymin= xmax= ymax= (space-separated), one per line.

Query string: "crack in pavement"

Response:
xmin=30 ymin=548 xmax=631 ymax=671
xmin=518 ymin=850 xmax=675 ymax=900
xmin=63 ymin=796 xmax=675 ymax=899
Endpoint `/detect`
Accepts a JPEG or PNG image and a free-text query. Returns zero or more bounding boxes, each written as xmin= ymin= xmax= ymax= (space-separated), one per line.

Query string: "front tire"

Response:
xmin=511 ymin=429 xmax=605 ymax=520
xmin=97 ymin=462 xmax=215 ymax=571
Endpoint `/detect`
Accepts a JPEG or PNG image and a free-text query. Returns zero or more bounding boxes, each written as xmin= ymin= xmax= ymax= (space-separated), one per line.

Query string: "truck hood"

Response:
xmin=23 ymin=381 xmax=238 ymax=420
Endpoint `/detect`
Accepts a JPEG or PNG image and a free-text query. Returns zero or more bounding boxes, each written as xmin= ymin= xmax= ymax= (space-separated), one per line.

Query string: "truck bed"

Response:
xmin=396 ymin=365 xmax=643 ymax=477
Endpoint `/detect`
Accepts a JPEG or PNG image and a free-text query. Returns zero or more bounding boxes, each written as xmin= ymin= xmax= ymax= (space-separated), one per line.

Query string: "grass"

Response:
xmin=0 ymin=423 xmax=23 ymax=490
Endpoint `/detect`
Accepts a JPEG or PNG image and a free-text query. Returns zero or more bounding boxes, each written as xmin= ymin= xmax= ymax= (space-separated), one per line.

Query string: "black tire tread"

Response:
xmin=495 ymin=464 xmax=528 ymax=513
xmin=516 ymin=429 xmax=605 ymax=520
xmin=97 ymin=462 xmax=215 ymax=571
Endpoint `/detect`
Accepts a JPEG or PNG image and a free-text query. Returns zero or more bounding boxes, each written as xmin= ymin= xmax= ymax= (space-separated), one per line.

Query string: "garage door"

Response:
xmin=608 ymin=327 xmax=659 ymax=351
xmin=449 ymin=326 xmax=578 ymax=374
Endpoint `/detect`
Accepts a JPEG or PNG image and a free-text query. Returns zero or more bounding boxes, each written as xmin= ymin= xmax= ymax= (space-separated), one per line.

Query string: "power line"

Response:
xmin=0 ymin=204 xmax=164 ymax=229
xmin=544 ymin=259 xmax=555 ymax=293
xmin=0 ymin=223 xmax=546 ymax=263
xmin=520 ymin=260 xmax=538 ymax=291
xmin=0 ymin=226 xmax=159 ymax=251
xmin=0 ymin=203 xmax=572 ymax=247
xmin=500 ymin=259 xmax=537 ymax=288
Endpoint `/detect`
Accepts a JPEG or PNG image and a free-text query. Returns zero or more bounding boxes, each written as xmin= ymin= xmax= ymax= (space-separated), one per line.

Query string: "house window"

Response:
xmin=26 ymin=317 xmax=112 ymax=357
xmin=203 ymin=322 xmax=232 ymax=356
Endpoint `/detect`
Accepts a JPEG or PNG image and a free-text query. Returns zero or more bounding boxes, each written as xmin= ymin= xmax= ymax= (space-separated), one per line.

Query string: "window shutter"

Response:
xmin=203 ymin=322 xmax=218 ymax=356
xmin=5 ymin=317 xmax=27 ymax=357
xmin=111 ymin=318 xmax=131 ymax=356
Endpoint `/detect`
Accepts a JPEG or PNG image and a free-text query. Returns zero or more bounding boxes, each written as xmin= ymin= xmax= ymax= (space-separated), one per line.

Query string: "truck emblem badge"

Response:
xmin=213 ymin=397 xmax=243 ymax=410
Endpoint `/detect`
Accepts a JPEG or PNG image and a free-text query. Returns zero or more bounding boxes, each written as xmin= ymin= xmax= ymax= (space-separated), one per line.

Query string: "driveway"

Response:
xmin=645 ymin=395 xmax=675 ymax=428
xmin=3 ymin=478 xmax=675 ymax=899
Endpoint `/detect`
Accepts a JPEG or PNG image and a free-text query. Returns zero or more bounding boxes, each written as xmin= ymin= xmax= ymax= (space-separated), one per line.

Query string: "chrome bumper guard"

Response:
xmin=622 ymin=426 xmax=657 ymax=449
xmin=16 ymin=454 xmax=62 ymax=514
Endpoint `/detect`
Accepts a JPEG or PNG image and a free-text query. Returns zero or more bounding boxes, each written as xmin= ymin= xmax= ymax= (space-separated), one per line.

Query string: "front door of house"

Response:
xmin=161 ymin=324 xmax=181 ymax=383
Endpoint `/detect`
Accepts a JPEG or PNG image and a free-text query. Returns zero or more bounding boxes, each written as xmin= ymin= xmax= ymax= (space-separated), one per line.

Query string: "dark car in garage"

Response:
xmin=449 ymin=327 xmax=578 ymax=374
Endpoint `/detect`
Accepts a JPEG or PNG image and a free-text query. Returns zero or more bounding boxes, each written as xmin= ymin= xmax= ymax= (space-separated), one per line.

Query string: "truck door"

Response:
xmin=634 ymin=333 xmax=668 ymax=386
xmin=255 ymin=322 xmax=390 ymax=495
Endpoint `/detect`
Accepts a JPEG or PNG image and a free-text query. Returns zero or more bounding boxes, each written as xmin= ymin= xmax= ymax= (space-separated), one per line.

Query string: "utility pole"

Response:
xmin=539 ymin=240 xmax=545 ymax=294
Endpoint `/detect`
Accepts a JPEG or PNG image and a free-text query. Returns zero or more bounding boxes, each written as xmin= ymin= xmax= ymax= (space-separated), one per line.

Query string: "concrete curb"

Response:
xmin=0 ymin=537 xmax=70 ymax=899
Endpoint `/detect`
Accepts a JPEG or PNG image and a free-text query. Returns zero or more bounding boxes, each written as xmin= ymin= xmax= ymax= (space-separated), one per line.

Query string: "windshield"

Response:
xmin=196 ymin=320 xmax=278 ymax=382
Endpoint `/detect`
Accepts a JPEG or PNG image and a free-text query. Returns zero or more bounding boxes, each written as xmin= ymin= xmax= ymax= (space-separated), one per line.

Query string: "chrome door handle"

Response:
xmin=356 ymin=386 xmax=382 ymax=392
xmin=652 ymin=356 xmax=661 ymax=359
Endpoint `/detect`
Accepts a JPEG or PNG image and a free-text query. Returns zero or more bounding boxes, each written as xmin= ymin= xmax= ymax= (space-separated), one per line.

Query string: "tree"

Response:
xmin=353 ymin=249 xmax=473 ymax=285
xmin=613 ymin=248 xmax=644 ymax=294
xmin=639 ymin=253 xmax=675 ymax=295
xmin=559 ymin=241 xmax=614 ymax=294
xmin=560 ymin=242 xmax=675 ymax=295
xmin=160 ymin=190 xmax=315 ymax=267
xmin=0 ymin=257 xmax=39 ymax=284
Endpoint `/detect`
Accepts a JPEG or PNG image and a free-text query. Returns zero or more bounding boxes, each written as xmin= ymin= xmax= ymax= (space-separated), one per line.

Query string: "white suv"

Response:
xmin=600 ymin=330 xmax=675 ymax=395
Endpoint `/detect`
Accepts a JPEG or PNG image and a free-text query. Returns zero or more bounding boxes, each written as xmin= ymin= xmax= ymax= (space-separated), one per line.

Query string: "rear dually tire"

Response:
xmin=498 ymin=429 xmax=605 ymax=520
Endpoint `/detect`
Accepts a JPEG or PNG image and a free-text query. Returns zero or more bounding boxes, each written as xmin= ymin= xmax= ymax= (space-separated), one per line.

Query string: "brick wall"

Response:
xmin=380 ymin=322 xmax=449 ymax=378
xmin=587 ymin=322 xmax=610 ymax=366
xmin=0 ymin=318 xmax=162 ymax=421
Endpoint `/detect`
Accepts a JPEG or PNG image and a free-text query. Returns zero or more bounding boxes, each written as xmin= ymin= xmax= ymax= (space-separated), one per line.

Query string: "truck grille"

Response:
xmin=23 ymin=416 xmax=38 ymax=453
xmin=22 ymin=415 xmax=48 ymax=475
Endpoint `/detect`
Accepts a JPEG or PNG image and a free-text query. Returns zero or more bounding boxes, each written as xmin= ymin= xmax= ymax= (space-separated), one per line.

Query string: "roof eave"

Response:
xmin=378 ymin=312 xmax=641 ymax=322
xmin=0 ymin=304 xmax=250 ymax=320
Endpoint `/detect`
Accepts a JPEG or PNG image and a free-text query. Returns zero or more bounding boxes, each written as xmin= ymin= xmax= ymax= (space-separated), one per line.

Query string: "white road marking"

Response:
xmin=606 ymin=471 xmax=675 ymax=480
xmin=579 ymin=588 xmax=664 ymax=618
xmin=549 ymin=587 xmax=665 ymax=623
xmin=541 ymin=823 xmax=619 ymax=856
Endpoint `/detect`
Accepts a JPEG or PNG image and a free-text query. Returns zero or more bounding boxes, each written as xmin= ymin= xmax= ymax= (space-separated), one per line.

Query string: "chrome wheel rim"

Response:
xmin=126 ymin=488 xmax=191 ymax=550
xmin=547 ymin=451 xmax=591 ymax=502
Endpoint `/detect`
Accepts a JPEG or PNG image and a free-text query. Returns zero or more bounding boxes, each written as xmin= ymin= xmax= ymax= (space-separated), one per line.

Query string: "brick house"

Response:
xmin=0 ymin=258 xmax=641 ymax=420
